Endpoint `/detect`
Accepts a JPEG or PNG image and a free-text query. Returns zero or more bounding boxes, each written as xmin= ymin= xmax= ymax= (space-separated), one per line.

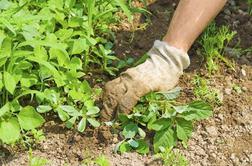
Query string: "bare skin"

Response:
xmin=101 ymin=0 xmax=228 ymax=121
xmin=164 ymin=0 xmax=227 ymax=52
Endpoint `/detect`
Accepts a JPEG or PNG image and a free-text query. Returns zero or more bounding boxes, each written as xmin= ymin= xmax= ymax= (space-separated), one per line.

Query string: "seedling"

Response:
xmin=192 ymin=75 xmax=223 ymax=105
xmin=155 ymin=148 xmax=189 ymax=166
xmin=199 ymin=23 xmax=236 ymax=73
xmin=28 ymin=149 xmax=49 ymax=166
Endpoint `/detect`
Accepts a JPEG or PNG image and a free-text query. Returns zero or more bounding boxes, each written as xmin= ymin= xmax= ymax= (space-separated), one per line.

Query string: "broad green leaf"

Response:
xmin=71 ymin=38 xmax=87 ymax=54
xmin=153 ymin=128 xmax=176 ymax=153
xmin=3 ymin=71 xmax=16 ymax=95
xmin=181 ymin=101 xmax=212 ymax=121
xmin=0 ymin=18 xmax=16 ymax=35
xmin=66 ymin=116 xmax=77 ymax=129
xmin=159 ymin=87 xmax=181 ymax=100
xmin=86 ymin=106 xmax=100 ymax=116
xmin=0 ymin=37 xmax=11 ymax=58
xmin=27 ymin=56 xmax=65 ymax=87
xmin=122 ymin=123 xmax=138 ymax=139
xmin=127 ymin=139 xmax=139 ymax=148
xmin=49 ymin=48 xmax=70 ymax=67
xmin=173 ymin=105 xmax=188 ymax=114
xmin=119 ymin=142 xmax=132 ymax=153
xmin=138 ymin=127 xmax=146 ymax=138
xmin=0 ymin=102 xmax=9 ymax=117
xmin=20 ymin=74 xmax=38 ymax=88
xmin=176 ymin=118 xmax=193 ymax=142
xmin=0 ymin=117 xmax=20 ymax=144
xmin=17 ymin=106 xmax=45 ymax=130
xmin=37 ymin=105 xmax=52 ymax=113
xmin=148 ymin=118 xmax=171 ymax=131
xmin=136 ymin=139 xmax=149 ymax=154
xmin=87 ymin=118 xmax=100 ymax=127
xmin=57 ymin=107 xmax=70 ymax=121
xmin=55 ymin=28 xmax=73 ymax=41
xmin=60 ymin=105 xmax=81 ymax=116
xmin=34 ymin=46 xmax=48 ymax=61
xmin=69 ymin=57 xmax=82 ymax=70
xmin=78 ymin=117 xmax=86 ymax=132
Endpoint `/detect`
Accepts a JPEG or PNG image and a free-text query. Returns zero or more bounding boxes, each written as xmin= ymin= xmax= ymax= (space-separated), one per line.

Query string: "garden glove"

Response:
xmin=101 ymin=40 xmax=190 ymax=121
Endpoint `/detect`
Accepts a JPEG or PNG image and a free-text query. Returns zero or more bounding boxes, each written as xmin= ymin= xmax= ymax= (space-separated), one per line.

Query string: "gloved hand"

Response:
xmin=101 ymin=40 xmax=190 ymax=121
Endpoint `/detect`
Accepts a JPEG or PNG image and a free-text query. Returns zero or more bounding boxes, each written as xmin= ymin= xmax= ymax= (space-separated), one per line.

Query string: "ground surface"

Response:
xmin=1 ymin=0 xmax=252 ymax=165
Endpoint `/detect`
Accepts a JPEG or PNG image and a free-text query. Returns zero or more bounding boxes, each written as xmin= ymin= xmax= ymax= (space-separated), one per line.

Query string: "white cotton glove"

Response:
xmin=101 ymin=40 xmax=190 ymax=121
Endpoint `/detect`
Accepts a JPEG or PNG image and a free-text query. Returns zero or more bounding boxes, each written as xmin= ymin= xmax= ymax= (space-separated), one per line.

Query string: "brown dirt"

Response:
xmin=1 ymin=0 xmax=252 ymax=165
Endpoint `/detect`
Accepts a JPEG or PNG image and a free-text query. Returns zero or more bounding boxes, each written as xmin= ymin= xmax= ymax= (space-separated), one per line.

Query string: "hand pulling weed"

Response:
xmin=115 ymin=87 xmax=213 ymax=154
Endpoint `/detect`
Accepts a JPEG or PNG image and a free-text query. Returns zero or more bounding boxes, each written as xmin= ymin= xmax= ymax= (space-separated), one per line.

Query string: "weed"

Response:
xmin=192 ymin=75 xmax=223 ymax=105
xmin=248 ymin=0 xmax=252 ymax=15
xmin=199 ymin=23 xmax=236 ymax=73
xmin=95 ymin=155 xmax=110 ymax=166
xmin=115 ymin=88 xmax=212 ymax=154
xmin=28 ymin=149 xmax=48 ymax=166
xmin=155 ymin=148 xmax=189 ymax=166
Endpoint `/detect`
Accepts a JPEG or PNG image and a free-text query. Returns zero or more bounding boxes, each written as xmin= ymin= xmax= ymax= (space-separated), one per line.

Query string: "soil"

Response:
xmin=1 ymin=0 xmax=252 ymax=165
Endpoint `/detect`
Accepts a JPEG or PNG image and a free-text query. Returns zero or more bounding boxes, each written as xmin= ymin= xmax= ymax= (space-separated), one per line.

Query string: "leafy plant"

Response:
xmin=95 ymin=155 xmax=110 ymax=166
xmin=155 ymin=148 xmax=188 ymax=166
xmin=28 ymin=149 xmax=49 ymax=166
xmin=199 ymin=23 xmax=236 ymax=73
xmin=0 ymin=0 xmax=139 ymax=145
xmin=115 ymin=88 xmax=212 ymax=154
xmin=192 ymin=75 xmax=222 ymax=105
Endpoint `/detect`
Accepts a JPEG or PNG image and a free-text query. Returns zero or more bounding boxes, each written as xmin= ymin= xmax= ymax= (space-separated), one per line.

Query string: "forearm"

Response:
xmin=163 ymin=0 xmax=227 ymax=52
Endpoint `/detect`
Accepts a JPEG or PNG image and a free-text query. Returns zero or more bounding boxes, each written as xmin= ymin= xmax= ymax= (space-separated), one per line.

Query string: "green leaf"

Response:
xmin=122 ymin=123 xmax=138 ymax=139
xmin=127 ymin=139 xmax=139 ymax=148
xmin=78 ymin=117 xmax=87 ymax=132
xmin=119 ymin=142 xmax=132 ymax=153
xmin=86 ymin=106 xmax=100 ymax=116
xmin=181 ymin=101 xmax=212 ymax=121
xmin=115 ymin=0 xmax=133 ymax=21
xmin=0 ymin=117 xmax=20 ymax=144
xmin=66 ymin=116 xmax=77 ymax=129
xmin=159 ymin=87 xmax=181 ymax=100
xmin=57 ymin=107 xmax=70 ymax=121
xmin=87 ymin=118 xmax=100 ymax=127
xmin=0 ymin=102 xmax=10 ymax=117
xmin=154 ymin=128 xmax=176 ymax=153
xmin=0 ymin=37 xmax=11 ymax=58
xmin=138 ymin=127 xmax=146 ymax=138
xmin=49 ymin=48 xmax=70 ymax=67
xmin=71 ymin=38 xmax=87 ymax=54
xmin=17 ymin=106 xmax=45 ymax=130
xmin=3 ymin=71 xmax=16 ymax=94
xmin=60 ymin=105 xmax=81 ymax=116
xmin=176 ymin=118 xmax=193 ymax=142
xmin=136 ymin=139 xmax=149 ymax=154
xmin=37 ymin=105 xmax=52 ymax=113
xmin=148 ymin=118 xmax=171 ymax=131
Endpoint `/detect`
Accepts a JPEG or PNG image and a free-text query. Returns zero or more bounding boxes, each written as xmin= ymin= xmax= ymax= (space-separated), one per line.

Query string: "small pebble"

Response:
xmin=224 ymin=88 xmax=232 ymax=95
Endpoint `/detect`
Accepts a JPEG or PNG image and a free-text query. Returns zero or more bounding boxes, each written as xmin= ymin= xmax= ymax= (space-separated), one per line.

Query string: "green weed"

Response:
xmin=192 ymin=75 xmax=223 ymax=105
xmin=199 ymin=23 xmax=236 ymax=73
xmin=115 ymin=88 xmax=212 ymax=154
xmin=248 ymin=0 xmax=252 ymax=15
xmin=155 ymin=148 xmax=189 ymax=166
xmin=28 ymin=149 xmax=48 ymax=166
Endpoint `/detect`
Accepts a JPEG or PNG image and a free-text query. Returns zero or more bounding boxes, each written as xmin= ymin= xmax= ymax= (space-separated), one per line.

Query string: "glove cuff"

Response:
xmin=148 ymin=40 xmax=190 ymax=70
